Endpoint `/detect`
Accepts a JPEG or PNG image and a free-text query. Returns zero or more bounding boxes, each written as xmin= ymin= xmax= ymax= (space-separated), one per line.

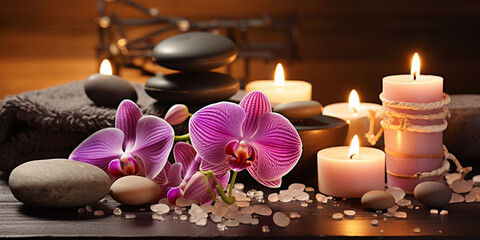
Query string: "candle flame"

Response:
xmin=348 ymin=135 xmax=359 ymax=159
xmin=274 ymin=63 xmax=285 ymax=87
xmin=99 ymin=59 xmax=113 ymax=75
xmin=411 ymin=53 xmax=420 ymax=81
xmin=348 ymin=89 xmax=360 ymax=113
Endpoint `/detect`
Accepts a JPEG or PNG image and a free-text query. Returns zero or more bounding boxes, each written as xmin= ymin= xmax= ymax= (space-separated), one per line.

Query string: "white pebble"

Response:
xmin=262 ymin=225 xmax=270 ymax=233
xmin=278 ymin=194 xmax=293 ymax=202
xmin=85 ymin=205 xmax=93 ymax=212
xmin=240 ymin=206 xmax=254 ymax=215
xmin=371 ymin=219 xmax=379 ymax=226
xmin=77 ymin=208 xmax=85 ymax=214
xmin=235 ymin=201 xmax=250 ymax=208
xmin=301 ymin=202 xmax=308 ymax=207
xmin=195 ymin=218 xmax=208 ymax=226
xmin=113 ymin=207 xmax=122 ymax=216
xmin=236 ymin=214 xmax=253 ymax=225
xmin=253 ymin=205 xmax=272 ymax=216
xmin=396 ymin=199 xmax=411 ymax=207
xmin=413 ymin=227 xmax=421 ymax=233
xmin=306 ymin=199 xmax=313 ymax=203
xmin=343 ymin=210 xmax=356 ymax=218
xmin=234 ymin=183 xmax=244 ymax=190
xmin=251 ymin=218 xmax=259 ymax=225
xmin=216 ymin=223 xmax=226 ymax=231
xmin=150 ymin=203 xmax=170 ymax=214
xmin=332 ymin=213 xmax=343 ymax=220
xmin=440 ymin=210 xmax=448 ymax=215
xmin=210 ymin=214 xmax=223 ymax=223
xmin=305 ymin=187 xmax=315 ymax=192
xmin=290 ymin=212 xmax=301 ymax=219
xmin=315 ymin=193 xmax=327 ymax=203
xmin=125 ymin=214 xmax=136 ymax=219
xmin=386 ymin=187 xmax=406 ymax=203
xmin=430 ymin=209 xmax=439 ymax=214
xmin=152 ymin=214 xmax=164 ymax=221
xmin=394 ymin=211 xmax=407 ymax=219
xmin=180 ymin=214 xmax=187 ymax=221
xmin=288 ymin=183 xmax=306 ymax=191
xmin=200 ymin=204 xmax=215 ymax=213
xmin=268 ymin=193 xmax=279 ymax=202
xmin=472 ymin=175 xmax=480 ymax=186
xmin=450 ymin=193 xmax=465 ymax=203
xmin=224 ymin=219 xmax=240 ymax=227
xmin=387 ymin=205 xmax=398 ymax=213
xmin=94 ymin=210 xmax=104 ymax=216
xmin=273 ymin=212 xmax=290 ymax=227
xmin=451 ymin=179 xmax=473 ymax=193
xmin=295 ymin=192 xmax=310 ymax=201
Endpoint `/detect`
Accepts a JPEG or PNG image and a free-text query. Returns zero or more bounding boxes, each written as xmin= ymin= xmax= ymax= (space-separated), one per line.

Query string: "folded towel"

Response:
xmin=0 ymin=81 xmax=191 ymax=172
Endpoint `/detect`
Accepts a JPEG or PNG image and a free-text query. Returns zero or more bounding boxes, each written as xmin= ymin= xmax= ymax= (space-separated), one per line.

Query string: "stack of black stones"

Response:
xmin=145 ymin=32 xmax=240 ymax=105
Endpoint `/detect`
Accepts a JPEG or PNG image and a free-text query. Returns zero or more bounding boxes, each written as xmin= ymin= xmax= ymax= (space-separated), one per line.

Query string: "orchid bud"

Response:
xmin=165 ymin=104 xmax=190 ymax=125
xmin=183 ymin=172 xmax=210 ymax=200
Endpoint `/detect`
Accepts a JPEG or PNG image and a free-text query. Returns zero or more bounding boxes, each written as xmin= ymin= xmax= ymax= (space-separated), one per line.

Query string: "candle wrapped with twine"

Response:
xmin=366 ymin=93 xmax=471 ymax=192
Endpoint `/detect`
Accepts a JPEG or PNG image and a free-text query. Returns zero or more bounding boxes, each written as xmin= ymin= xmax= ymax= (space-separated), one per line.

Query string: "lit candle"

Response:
xmin=245 ymin=63 xmax=312 ymax=105
xmin=84 ymin=59 xmax=137 ymax=107
xmin=382 ymin=53 xmax=444 ymax=193
xmin=323 ymin=90 xmax=381 ymax=146
xmin=317 ymin=135 xmax=385 ymax=198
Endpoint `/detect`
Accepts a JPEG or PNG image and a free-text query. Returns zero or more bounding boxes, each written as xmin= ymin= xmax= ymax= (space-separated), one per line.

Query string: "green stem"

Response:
xmin=200 ymin=170 xmax=236 ymax=205
xmin=174 ymin=133 xmax=190 ymax=142
xmin=228 ymin=171 xmax=238 ymax=198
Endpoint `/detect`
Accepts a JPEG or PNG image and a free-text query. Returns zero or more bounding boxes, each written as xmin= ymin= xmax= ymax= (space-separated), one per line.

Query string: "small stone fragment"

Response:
xmin=383 ymin=217 xmax=387 ymax=222
xmin=386 ymin=187 xmax=406 ymax=203
xmin=273 ymin=212 xmax=290 ymax=227
xmin=295 ymin=192 xmax=310 ymax=201
xmin=235 ymin=201 xmax=250 ymax=208
xmin=77 ymin=208 xmax=85 ymax=214
xmin=343 ymin=210 xmax=356 ymax=218
xmin=413 ymin=227 xmax=421 ymax=233
xmin=251 ymin=218 xmax=259 ymax=225
xmin=150 ymin=203 xmax=170 ymax=214
xmin=306 ymin=199 xmax=313 ymax=203
xmin=178 ymin=214 xmax=187 ymax=221
xmin=236 ymin=214 xmax=253 ymax=225
xmin=449 ymin=193 xmax=465 ymax=203
xmin=371 ymin=219 xmax=379 ymax=226
xmin=387 ymin=205 xmax=398 ymax=213
xmin=234 ymin=183 xmax=244 ymax=190
xmin=439 ymin=210 xmax=448 ymax=215
xmin=430 ymin=209 xmax=439 ymax=214
xmin=253 ymin=205 xmax=272 ymax=216
xmin=288 ymin=183 xmax=306 ymax=191
xmin=445 ymin=173 xmax=461 ymax=186
xmin=152 ymin=214 xmax=164 ymax=221
xmin=305 ymin=187 xmax=315 ymax=192
xmin=240 ymin=206 xmax=254 ymax=215
xmin=210 ymin=214 xmax=222 ymax=223
xmin=290 ymin=212 xmax=301 ymax=219
xmin=175 ymin=197 xmax=194 ymax=207
xmin=397 ymin=199 xmax=411 ymax=207
xmin=465 ymin=192 xmax=477 ymax=203
xmin=300 ymin=202 xmax=308 ymax=207
xmin=200 ymin=204 xmax=215 ymax=213
xmin=451 ymin=179 xmax=473 ymax=193
xmin=394 ymin=211 xmax=407 ymax=219
xmin=125 ymin=214 xmax=136 ymax=219
xmin=332 ymin=213 xmax=343 ymax=220
xmin=86 ymin=205 xmax=93 ymax=212
xmin=262 ymin=225 xmax=270 ymax=233
xmin=94 ymin=210 xmax=104 ymax=216
xmin=195 ymin=218 xmax=208 ymax=226
xmin=268 ymin=193 xmax=279 ymax=202
xmin=383 ymin=212 xmax=394 ymax=217
xmin=224 ymin=219 xmax=240 ymax=227
xmin=315 ymin=193 xmax=328 ymax=203
xmin=473 ymin=175 xmax=480 ymax=186
xmin=217 ymin=223 xmax=226 ymax=231
xmin=113 ymin=207 xmax=122 ymax=216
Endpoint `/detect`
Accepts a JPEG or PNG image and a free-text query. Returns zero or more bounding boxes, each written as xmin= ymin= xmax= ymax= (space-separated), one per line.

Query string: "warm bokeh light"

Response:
xmin=348 ymin=89 xmax=360 ymax=113
xmin=411 ymin=52 xmax=420 ymax=80
xmin=348 ymin=135 xmax=359 ymax=159
xmin=99 ymin=59 xmax=113 ymax=75
xmin=274 ymin=63 xmax=285 ymax=87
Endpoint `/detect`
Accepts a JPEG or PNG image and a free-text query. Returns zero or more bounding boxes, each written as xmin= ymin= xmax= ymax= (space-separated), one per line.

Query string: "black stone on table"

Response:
xmin=84 ymin=73 xmax=138 ymax=108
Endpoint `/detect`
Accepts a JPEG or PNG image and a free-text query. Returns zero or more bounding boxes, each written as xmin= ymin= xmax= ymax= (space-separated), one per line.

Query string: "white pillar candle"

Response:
xmin=245 ymin=63 xmax=312 ymax=106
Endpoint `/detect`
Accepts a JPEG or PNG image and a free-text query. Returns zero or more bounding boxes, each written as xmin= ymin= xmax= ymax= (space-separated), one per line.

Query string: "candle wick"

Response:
xmin=352 ymin=107 xmax=358 ymax=114
xmin=349 ymin=153 xmax=357 ymax=159
xmin=413 ymin=73 xmax=417 ymax=81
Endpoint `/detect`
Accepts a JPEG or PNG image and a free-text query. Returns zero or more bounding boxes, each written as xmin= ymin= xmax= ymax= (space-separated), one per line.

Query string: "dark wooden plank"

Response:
xmin=1 ymin=171 xmax=480 ymax=239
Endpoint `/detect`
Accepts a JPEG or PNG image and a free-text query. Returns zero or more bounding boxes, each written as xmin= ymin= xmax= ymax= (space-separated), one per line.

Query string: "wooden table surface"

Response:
xmin=1 ymin=171 xmax=479 ymax=240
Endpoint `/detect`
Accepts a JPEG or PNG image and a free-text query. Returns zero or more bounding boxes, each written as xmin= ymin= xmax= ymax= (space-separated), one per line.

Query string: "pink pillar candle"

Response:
xmin=382 ymin=74 xmax=444 ymax=193
xmin=317 ymin=146 xmax=385 ymax=198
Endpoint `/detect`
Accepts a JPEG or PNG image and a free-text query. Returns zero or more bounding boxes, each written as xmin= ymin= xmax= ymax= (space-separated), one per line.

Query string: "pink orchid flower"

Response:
xmin=189 ymin=91 xmax=302 ymax=187
xmin=159 ymin=142 xmax=229 ymax=204
xmin=69 ymin=100 xmax=174 ymax=179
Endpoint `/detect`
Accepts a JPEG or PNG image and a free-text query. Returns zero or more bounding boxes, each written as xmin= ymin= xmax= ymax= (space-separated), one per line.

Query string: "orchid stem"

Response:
xmin=228 ymin=171 xmax=238 ymax=198
xmin=207 ymin=187 xmax=216 ymax=203
xmin=174 ymin=133 xmax=190 ymax=142
xmin=200 ymin=170 xmax=236 ymax=205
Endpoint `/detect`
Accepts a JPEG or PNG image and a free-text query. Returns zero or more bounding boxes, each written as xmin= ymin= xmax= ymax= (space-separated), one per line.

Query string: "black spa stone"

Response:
xmin=153 ymin=32 xmax=238 ymax=72
xmin=145 ymin=72 xmax=239 ymax=104
xmin=84 ymin=73 xmax=137 ymax=108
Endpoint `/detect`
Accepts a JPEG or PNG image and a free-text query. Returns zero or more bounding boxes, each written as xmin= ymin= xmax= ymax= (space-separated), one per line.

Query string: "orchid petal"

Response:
xmin=190 ymin=102 xmax=244 ymax=165
xmin=247 ymin=160 xmax=282 ymax=188
xmin=130 ymin=116 xmax=174 ymax=179
xmin=250 ymin=112 xmax=302 ymax=181
xmin=183 ymin=155 xmax=202 ymax=182
xmin=156 ymin=162 xmax=183 ymax=197
xmin=167 ymin=186 xmax=183 ymax=205
xmin=69 ymin=128 xmax=124 ymax=173
xmin=166 ymin=163 xmax=183 ymax=191
xmin=153 ymin=161 xmax=170 ymax=186
xmin=200 ymin=159 xmax=231 ymax=176
xmin=107 ymin=159 xmax=126 ymax=178
xmin=239 ymin=91 xmax=271 ymax=139
xmin=173 ymin=142 xmax=196 ymax=178
xmin=115 ymin=100 xmax=143 ymax=151
xmin=183 ymin=172 xmax=210 ymax=200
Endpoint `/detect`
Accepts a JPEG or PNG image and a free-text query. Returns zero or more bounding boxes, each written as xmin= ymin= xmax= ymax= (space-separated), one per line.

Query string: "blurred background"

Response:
xmin=0 ymin=0 xmax=479 ymax=105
